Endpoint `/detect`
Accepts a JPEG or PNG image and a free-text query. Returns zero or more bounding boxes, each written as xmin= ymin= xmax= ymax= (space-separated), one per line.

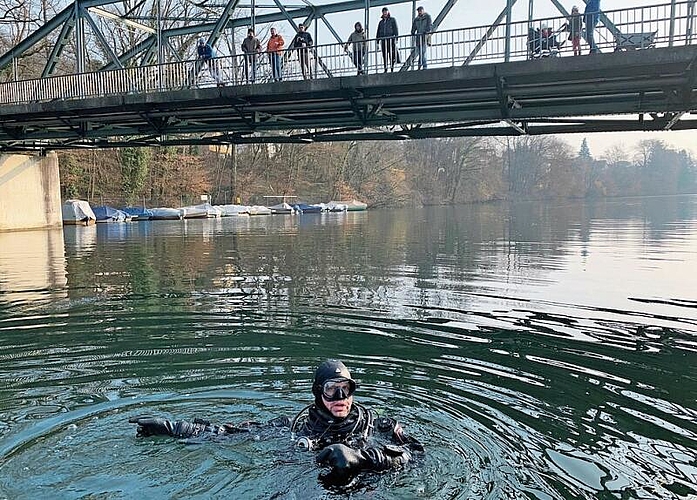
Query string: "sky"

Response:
xmin=262 ymin=0 xmax=697 ymax=158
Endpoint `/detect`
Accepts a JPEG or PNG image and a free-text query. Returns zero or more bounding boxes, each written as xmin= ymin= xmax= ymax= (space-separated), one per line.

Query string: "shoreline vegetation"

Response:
xmin=58 ymin=137 xmax=697 ymax=209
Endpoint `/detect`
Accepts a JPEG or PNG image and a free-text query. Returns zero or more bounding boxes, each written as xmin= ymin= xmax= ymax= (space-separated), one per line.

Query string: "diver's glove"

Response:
xmin=316 ymin=443 xmax=409 ymax=474
xmin=316 ymin=444 xmax=367 ymax=473
xmin=129 ymin=415 xmax=209 ymax=438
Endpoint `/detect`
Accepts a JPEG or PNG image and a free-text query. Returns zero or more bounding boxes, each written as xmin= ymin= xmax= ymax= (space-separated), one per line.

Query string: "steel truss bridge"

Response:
xmin=0 ymin=0 xmax=696 ymax=150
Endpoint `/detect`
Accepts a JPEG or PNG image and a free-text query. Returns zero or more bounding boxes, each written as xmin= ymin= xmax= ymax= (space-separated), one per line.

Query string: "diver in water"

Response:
xmin=129 ymin=359 xmax=423 ymax=483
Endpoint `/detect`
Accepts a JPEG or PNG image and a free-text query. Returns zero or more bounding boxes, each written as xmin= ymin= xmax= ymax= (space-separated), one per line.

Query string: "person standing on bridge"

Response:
xmin=411 ymin=6 xmax=432 ymax=70
xmin=267 ymin=27 xmax=285 ymax=82
xmin=291 ymin=24 xmax=314 ymax=80
xmin=197 ymin=37 xmax=223 ymax=86
xmin=241 ymin=28 xmax=262 ymax=84
xmin=567 ymin=6 xmax=582 ymax=56
xmin=584 ymin=0 xmax=601 ymax=54
xmin=376 ymin=7 xmax=399 ymax=72
xmin=344 ymin=22 xmax=367 ymax=75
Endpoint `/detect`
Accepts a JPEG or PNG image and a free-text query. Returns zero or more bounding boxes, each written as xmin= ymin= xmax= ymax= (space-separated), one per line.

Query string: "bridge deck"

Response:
xmin=1 ymin=45 xmax=696 ymax=149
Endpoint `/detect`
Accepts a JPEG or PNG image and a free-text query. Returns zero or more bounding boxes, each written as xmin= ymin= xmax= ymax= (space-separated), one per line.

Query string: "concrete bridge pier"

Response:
xmin=0 ymin=152 xmax=62 ymax=231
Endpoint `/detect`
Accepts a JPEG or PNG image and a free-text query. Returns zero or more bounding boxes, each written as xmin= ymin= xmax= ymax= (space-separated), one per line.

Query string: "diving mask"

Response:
xmin=321 ymin=378 xmax=356 ymax=401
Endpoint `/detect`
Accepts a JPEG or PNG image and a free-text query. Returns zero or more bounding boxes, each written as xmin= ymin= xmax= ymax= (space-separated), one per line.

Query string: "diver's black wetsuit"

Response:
xmin=130 ymin=360 xmax=423 ymax=482
xmin=130 ymin=402 xmax=422 ymax=477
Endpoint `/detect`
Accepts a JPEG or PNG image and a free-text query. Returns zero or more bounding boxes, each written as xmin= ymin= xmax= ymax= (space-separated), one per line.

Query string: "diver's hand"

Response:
xmin=316 ymin=443 xmax=367 ymax=473
xmin=129 ymin=415 xmax=174 ymax=437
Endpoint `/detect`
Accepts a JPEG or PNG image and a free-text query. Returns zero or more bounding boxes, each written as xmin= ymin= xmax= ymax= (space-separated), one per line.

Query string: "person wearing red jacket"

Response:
xmin=266 ymin=27 xmax=285 ymax=82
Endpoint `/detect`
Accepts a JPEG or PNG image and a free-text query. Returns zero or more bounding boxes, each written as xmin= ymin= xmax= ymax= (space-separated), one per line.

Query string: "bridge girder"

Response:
xmin=1 ymin=45 xmax=696 ymax=152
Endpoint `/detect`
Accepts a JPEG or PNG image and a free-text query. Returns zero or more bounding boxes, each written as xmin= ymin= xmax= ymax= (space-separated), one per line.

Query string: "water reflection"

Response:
xmin=0 ymin=196 xmax=696 ymax=498
xmin=0 ymin=228 xmax=67 ymax=306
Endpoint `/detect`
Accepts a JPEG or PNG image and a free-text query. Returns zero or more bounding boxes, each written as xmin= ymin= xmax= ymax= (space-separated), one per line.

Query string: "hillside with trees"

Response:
xmin=56 ymin=136 xmax=697 ymax=208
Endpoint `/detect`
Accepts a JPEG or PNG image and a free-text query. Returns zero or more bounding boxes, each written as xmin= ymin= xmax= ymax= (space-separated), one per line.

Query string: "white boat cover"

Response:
xmin=216 ymin=204 xmax=250 ymax=216
xmin=329 ymin=200 xmax=367 ymax=211
xmin=62 ymin=199 xmax=96 ymax=223
xmin=181 ymin=203 xmax=224 ymax=218
xmin=247 ymin=205 xmax=272 ymax=215
xmin=150 ymin=207 xmax=183 ymax=219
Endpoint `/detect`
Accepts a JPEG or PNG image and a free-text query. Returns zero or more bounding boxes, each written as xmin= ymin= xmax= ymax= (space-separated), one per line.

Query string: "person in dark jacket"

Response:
xmin=376 ymin=7 xmax=399 ymax=72
xmin=241 ymin=28 xmax=262 ymax=83
xmin=196 ymin=37 xmax=222 ymax=86
xmin=584 ymin=0 xmax=601 ymax=54
xmin=130 ymin=359 xmax=423 ymax=484
xmin=568 ymin=6 xmax=582 ymax=56
xmin=291 ymin=24 xmax=314 ymax=79
xmin=411 ymin=6 xmax=432 ymax=69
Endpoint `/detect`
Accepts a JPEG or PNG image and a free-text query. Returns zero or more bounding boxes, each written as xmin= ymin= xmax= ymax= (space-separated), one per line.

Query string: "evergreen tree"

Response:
xmin=121 ymin=147 xmax=150 ymax=204
xmin=579 ymin=138 xmax=592 ymax=160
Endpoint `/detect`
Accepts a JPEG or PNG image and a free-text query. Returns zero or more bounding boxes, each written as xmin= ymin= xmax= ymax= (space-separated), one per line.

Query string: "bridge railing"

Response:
xmin=0 ymin=1 xmax=695 ymax=105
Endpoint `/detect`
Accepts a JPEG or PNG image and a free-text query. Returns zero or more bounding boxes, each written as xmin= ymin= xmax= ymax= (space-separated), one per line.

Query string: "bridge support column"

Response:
xmin=0 ymin=152 xmax=62 ymax=231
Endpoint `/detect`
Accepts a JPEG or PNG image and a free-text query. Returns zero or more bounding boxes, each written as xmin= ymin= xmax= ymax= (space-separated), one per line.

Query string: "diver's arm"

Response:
xmin=376 ymin=416 xmax=424 ymax=452
xmin=129 ymin=415 xmax=290 ymax=438
xmin=129 ymin=416 xmax=210 ymax=438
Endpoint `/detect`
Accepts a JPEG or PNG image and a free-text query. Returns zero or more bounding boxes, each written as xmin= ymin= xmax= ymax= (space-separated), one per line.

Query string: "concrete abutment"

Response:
xmin=0 ymin=152 xmax=62 ymax=231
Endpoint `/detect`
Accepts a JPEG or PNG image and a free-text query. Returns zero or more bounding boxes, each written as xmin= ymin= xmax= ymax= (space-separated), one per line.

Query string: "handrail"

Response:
xmin=0 ymin=1 xmax=695 ymax=105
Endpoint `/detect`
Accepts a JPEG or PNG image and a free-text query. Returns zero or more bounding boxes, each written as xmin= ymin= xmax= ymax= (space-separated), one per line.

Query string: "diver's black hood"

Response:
xmin=312 ymin=359 xmax=356 ymax=410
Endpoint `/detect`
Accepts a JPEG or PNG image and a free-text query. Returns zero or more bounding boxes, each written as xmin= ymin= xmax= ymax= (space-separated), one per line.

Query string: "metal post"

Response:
xmin=157 ymin=0 xmax=162 ymax=89
xmin=669 ymin=0 xmax=677 ymax=46
xmin=231 ymin=143 xmax=237 ymax=203
xmin=75 ymin=1 xmax=85 ymax=74
xmin=504 ymin=0 xmax=514 ymax=62
xmin=365 ymin=0 xmax=370 ymax=73
xmin=252 ymin=0 xmax=256 ymax=32
xmin=411 ymin=0 xmax=417 ymax=69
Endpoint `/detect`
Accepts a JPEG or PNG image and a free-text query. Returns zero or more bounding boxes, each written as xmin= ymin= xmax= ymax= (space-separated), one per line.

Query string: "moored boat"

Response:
xmin=149 ymin=207 xmax=183 ymax=220
xmin=93 ymin=205 xmax=130 ymax=223
xmin=329 ymin=199 xmax=367 ymax=211
xmin=325 ymin=201 xmax=348 ymax=212
xmin=247 ymin=205 xmax=272 ymax=216
xmin=121 ymin=206 xmax=153 ymax=221
xmin=292 ymin=202 xmax=323 ymax=214
xmin=180 ymin=204 xmax=213 ymax=219
xmin=268 ymin=202 xmax=296 ymax=215
xmin=62 ymin=199 xmax=96 ymax=225
xmin=216 ymin=204 xmax=250 ymax=216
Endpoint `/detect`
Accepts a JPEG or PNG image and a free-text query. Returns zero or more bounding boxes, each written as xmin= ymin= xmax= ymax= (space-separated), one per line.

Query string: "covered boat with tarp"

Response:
xmin=62 ymin=199 xmax=96 ymax=225
xmin=93 ymin=205 xmax=130 ymax=223
xmin=180 ymin=203 xmax=222 ymax=219
xmin=122 ymin=206 xmax=154 ymax=221
xmin=324 ymin=201 xmax=348 ymax=212
xmin=268 ymin=203 xmax=295 ymax=215
xmin=247 ymin=206 xmax=272 ymax=216
xmin=329 ymin=199 xmax=367 ymax=211
xmin=149 ymin=207 xmax=183 ymax=220
xmin=292 ymin=203 xmax=323 ymax=214
xmin=216 ymin=204 xmax=250 ymax=216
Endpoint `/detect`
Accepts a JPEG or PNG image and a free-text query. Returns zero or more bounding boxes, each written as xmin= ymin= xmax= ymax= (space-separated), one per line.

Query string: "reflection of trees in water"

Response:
xmin=61 ymin=197 xmax=696 ymax=312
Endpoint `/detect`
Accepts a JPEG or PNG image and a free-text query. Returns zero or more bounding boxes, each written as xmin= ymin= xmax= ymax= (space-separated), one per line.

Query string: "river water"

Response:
xmin=0 ymin=196 xmax=696 ymax=499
